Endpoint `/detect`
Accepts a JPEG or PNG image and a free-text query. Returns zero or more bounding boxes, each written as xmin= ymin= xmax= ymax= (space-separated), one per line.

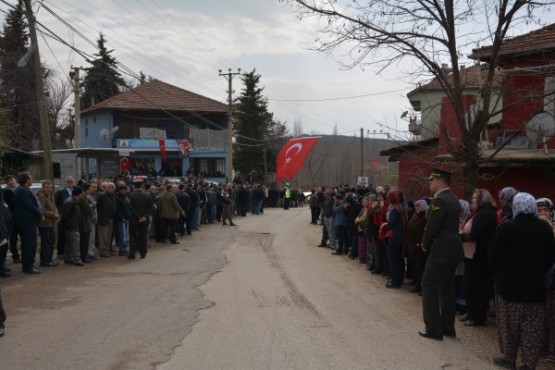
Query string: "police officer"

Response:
xmin=418 ymin=168 xmax=463 ymax=340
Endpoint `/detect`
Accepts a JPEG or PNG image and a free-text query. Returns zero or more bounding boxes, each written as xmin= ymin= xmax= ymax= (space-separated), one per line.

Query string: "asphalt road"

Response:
xmin=0 ymin=207 xmax=552 ymax=369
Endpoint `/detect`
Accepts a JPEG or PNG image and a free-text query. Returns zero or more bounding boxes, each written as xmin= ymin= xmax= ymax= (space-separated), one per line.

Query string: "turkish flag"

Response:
xmin=159 ymin=139 xmax=167 ymax=162
xmin=276 ymin=136 xmax=320 ymax=183
xmin=120 ymin=156 xmax=131 ymax=173
xmin=178 ymin=139 xmax=190 ymax=158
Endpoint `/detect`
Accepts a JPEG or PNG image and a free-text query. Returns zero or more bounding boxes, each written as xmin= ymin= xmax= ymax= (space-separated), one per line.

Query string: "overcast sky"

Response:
xmin=0 ymin=0 xmax=548 ymax=140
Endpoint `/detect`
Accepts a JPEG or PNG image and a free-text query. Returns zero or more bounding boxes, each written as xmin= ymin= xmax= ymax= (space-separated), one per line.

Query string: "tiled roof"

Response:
xmin=81 ymin=79 xmax=229 ymax=115
xmin=470 ymin=23 xmax=555 ymax=60
xmin=407 ymin=65 xmax=503 ymax=95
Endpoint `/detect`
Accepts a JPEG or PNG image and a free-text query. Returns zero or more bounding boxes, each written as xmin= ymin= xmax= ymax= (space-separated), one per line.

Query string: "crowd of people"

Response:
xmin=1 ymin=167 xmax=553 ymax=369
xmin=0 ymin=171 xmax=294 ymax=338
xmin=308 ymin=168 xmax=555 ymax=370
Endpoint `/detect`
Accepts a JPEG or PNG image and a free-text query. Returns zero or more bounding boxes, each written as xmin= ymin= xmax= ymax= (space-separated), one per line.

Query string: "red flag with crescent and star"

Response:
xmin=276 ymin=136 xmax=320 ymax=183
xmin=119 ymin=156 xmax=131 ymax=173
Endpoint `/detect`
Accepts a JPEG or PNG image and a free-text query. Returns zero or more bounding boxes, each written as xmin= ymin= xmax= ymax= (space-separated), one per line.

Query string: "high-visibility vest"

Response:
xmin=285 ymin=188 xmax=291 ymax=198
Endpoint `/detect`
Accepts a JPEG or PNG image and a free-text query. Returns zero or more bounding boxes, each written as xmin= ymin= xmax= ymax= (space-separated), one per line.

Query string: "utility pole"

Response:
xmin=360 ymin=127 xmax=364 ymax=177
xmin=71 ymin=67 xmax=81 ymax=177
xmin=24 ymin=0 xmax=53 ymax=180
xmin=219 ymin=68 xmax=241 ymax=182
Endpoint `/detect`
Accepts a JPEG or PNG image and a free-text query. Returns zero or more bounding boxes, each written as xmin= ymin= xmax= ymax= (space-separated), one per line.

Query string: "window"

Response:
xmin=545 ymin=76 xmax=555 ymax=118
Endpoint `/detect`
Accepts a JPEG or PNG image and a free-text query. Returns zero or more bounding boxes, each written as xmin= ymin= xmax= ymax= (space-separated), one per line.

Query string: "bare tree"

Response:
xmin=44 ymin=67 xmax=73 ymax=149
xmin=289 ymin=0 xmax=553 ymax=194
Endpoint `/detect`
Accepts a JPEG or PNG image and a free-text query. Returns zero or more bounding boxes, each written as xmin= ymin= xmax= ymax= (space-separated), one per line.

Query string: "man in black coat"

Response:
xmin=14 ymin=172 xmax=43 ymax=274
xmin=418 ymin=168 xmax=463 ymax=340
xmin=176 ymin=184 xmax=191 ymax=236
xmin=96 ymin=182 xmax=116 ymax=258
xmin=1 ymin=175 xmax=20 ymax=263
xmin=128 ymin=181 xmax=153 ymax=259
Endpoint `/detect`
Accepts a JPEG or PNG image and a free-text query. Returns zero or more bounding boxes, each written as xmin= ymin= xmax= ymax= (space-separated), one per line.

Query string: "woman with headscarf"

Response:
xmin=455 ymin=199 xmax=471 ymax=315
xmin=406 ymin=199 xmax=428 ymax=294
xmin=498 ymin=187 xmax=518 ymax=226
xmin=460 ymin=188 xmax=498 ymax=327
xmin=383 ymin=188 xmax=407 ymax=289
xmin=489 ymin=193 xmax=555 ymax=370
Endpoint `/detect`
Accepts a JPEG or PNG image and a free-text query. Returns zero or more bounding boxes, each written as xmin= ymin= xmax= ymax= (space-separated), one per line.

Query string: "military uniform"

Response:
xmin=420 ymin=170 xmax=463 ymax=339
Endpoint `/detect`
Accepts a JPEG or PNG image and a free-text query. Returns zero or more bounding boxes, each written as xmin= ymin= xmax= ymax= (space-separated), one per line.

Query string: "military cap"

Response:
xmin=428 ymin=167 xmax=453 ymax=181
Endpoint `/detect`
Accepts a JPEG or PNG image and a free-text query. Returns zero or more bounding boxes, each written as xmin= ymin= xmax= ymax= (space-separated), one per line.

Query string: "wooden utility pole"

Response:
xmin=71 ymin=67 xmax=81 ymax=177
xmin=24 ymin=0 xmax=53 ymax=180
xmin=219 ymin=68 xmax=241 ymax=182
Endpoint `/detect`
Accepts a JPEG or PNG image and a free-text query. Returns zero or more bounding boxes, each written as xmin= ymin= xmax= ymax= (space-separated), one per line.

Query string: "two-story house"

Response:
xmin=382 ymin=23 xmax=555 ymax=201
xmin=79 ymin=79 xmax=230 ymax=182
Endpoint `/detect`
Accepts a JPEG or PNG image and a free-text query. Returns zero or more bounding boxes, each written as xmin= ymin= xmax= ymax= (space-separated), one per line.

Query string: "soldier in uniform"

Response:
xmin=418 ymin=168 xmax=463 ymax=340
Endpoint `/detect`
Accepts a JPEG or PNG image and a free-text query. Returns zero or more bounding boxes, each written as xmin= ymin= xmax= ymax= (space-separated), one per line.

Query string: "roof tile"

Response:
xmin=81 ymin=79 xmax=229 ymax=115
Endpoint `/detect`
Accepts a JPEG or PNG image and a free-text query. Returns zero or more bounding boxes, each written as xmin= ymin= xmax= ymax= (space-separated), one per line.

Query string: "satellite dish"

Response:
xmin=525 ymin=112 xmax=555 ymax=143
xmin=99 ymin=128 xmax=109 ymax=140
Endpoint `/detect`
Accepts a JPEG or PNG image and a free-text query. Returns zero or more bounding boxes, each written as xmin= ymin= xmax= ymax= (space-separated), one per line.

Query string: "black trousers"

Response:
xmin=0 ymin=288 xmax=6 ymax=326
xmin=79 ymin=232 xmax=90 ymax=261
xmin=160 ymin=218 xmax=177 ymax=243
xmin=129 ymin=223 xmax=149 ymax=257
xmin=0 ymin=242 xmax=8 ymax=273
xmin=422 ymin=261 xmax=458 ymax=336
xmin=9 ymin=227 xmax=20 ymax=260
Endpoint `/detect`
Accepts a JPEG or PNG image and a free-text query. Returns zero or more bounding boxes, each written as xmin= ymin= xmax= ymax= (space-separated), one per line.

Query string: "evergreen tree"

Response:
xmin=0 ymin=0 xmax=39 ymax=149
xmin=232 ymin=70 xmax=280 ymax=179
xmin=81 ymin=33 xmax=125 ymax=109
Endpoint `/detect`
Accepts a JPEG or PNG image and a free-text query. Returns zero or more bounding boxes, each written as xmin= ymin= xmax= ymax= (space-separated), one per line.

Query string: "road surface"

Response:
xmin=0 ymin=207 xmax=549 ymax=369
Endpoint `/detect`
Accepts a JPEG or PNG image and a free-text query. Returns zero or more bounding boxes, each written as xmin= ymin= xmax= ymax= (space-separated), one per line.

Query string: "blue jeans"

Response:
xmin=117 ymin=220 xmax=128 ymax=253
xmin=190 ymin=207 xmax=199 ymax=230
xmin=251 ymin=200 xmax=262 ymax=215
xmin=38 ymin=227 xmax=55 ymax=264
xmin=324 ymin=217 xmax=336 ymax=249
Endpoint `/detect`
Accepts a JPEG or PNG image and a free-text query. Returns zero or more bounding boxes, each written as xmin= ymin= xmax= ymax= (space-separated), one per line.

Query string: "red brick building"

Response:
xmin=382 ymin=23 xmax=555 ymax=202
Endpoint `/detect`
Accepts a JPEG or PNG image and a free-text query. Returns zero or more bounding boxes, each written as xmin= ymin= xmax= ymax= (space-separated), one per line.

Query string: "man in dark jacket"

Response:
xmin=185 ymin=184 xmax=200 ymax=230
xmin=1 ymin=175 xmax=19 ymax=263
xmin=0 ymin=189 xmax=12 ymax=277
xmin=14 ymin=172 xmax=43 ymax=274
xmin=128 ymin=181 xmax=153 ymax=259
xmin=96 ymin=182 xmax=116 ymax=258
xmin=61 ymin=186 xmax=84 ymax=266
xmin=0 ymin=187 xmax=10 ymax=335
xmin=176 ymin=184 xmax=191 ymax=235
xmin=115 ymin=185 xmax=131 ymax=256
xmin=419 ymin=168 xmax=463 ymax=341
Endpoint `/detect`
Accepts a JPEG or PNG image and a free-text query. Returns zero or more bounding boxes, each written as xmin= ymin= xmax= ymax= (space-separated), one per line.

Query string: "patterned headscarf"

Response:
xmin=512 ymin=192 xmax=537 ymax=217
xmin=459 ymin=199 xmax=471 ymax=222
xmin=498 ymin=187 xmax=518 ymax=218
xmin=474 ymin=188 xmax=497 ymax=209
xmin=414 ymin=199 xmax=429 ymax=213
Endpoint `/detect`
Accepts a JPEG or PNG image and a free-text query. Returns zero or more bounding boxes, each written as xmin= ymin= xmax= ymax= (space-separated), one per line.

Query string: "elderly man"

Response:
xmin=36 ymin=180 xmax=61 ymax=267
xmin=159 ymin=184 xmax=184 ymax=244
xmin=14 ymin=172 xmax=43 ymax=274
xmin=54 ymin=176 xmax=75 ymax=259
